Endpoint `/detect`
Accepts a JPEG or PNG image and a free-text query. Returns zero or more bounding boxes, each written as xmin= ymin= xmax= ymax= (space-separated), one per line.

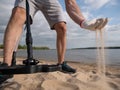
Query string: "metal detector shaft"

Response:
xmin=26 ymin=0 xmax=33 ymax=59
xmin=23 ymin=0 xmax=39 ymax=65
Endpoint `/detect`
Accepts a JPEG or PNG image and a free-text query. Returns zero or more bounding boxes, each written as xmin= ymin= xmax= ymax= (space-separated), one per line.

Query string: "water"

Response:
xmin=0 ymin=49 xmax=120 ymax=66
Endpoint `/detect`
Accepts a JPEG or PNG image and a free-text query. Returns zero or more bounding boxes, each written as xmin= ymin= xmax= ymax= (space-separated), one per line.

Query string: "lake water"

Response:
xmin=0 ymin=49 xmax=120 ymax=66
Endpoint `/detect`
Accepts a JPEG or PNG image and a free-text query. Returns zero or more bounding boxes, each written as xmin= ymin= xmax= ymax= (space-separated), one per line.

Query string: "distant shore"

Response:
xmin=0 ymin=44 xmax=50 ymax=50
xmin=0 ymin=44 xmax=120 ymax=50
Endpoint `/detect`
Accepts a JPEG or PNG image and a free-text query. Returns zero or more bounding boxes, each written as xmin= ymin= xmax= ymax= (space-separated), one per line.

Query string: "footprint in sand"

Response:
xmin=41 ymin=80 xmax=79 ymax=90
xmin=108 ymin=82 xmax=120 ymax=90
xmin=0 ymin=81 xmax=21 ymax=90
xmin=73 ymin=71 xmax=101 ymax=83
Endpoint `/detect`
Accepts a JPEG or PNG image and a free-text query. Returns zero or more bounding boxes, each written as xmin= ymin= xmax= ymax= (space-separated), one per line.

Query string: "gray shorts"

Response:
xmin=14 ymin=0 xmax=66 ymax=29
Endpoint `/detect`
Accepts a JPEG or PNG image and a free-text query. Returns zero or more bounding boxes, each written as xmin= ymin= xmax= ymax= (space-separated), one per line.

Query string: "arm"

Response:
xmin=65 ymin=0 xmax=85 ymax=25
xmin=65 ymin=0 xmax=108 ymax=30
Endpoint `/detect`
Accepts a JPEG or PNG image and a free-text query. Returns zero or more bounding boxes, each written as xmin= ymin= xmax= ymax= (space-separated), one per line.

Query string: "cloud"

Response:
xmin=106 ymin=24 xmax=120 ymax=31
xmin=102 ymin=24 xmax=120 ymax=46
xmin=83 ymin=0 xmax=116 ymax=9
xmin=0 ymin=0 xmax=14 ymax=33
xmin=82 ymin=11 xmax=94 ymax=19
xmin=0 ymin=0 xmax=14 ymax=14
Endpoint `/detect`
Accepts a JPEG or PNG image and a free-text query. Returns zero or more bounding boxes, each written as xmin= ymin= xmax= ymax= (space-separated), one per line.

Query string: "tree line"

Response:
xmin=0 ymin=44 xmax=50 ymax=50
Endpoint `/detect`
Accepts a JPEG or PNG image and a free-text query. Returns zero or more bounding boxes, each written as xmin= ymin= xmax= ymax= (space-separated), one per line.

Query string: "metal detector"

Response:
xmin=0 ymin=0 xmax=61 ymax=74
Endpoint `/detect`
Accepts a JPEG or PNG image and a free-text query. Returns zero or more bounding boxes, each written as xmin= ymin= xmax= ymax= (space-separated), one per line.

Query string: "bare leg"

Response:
xmin=3 ymin=7 xmax=26 ymax=66
xmin=54 ymin=22 xmax=67 ymax=64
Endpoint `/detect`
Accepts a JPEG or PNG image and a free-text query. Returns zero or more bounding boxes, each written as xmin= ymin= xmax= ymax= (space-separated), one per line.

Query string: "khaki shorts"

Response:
xmin=14 ymin=0 xmax=66 ymax=29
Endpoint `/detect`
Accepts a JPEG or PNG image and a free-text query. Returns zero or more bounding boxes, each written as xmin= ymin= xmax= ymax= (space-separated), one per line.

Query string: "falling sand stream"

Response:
xmin=96 ymin=29 xmax=106 ymax=78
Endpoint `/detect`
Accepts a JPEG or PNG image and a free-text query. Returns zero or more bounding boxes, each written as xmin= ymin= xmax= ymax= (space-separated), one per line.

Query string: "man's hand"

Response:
xmin=81 ymin=18 xmax=108 ymax=31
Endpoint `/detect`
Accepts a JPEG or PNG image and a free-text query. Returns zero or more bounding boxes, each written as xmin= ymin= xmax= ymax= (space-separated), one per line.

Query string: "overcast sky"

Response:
xmin=0 ymin=0 xmax=120 ymax=49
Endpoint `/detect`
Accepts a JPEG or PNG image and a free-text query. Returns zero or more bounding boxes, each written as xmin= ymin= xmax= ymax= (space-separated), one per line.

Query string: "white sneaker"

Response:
xmin=81 ymin=18 xmax=108 ymax=31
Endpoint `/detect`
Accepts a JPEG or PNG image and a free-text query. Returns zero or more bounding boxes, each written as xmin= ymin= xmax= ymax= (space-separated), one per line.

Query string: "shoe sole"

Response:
xmin=61 ymin=70 xmax=76 ymax=74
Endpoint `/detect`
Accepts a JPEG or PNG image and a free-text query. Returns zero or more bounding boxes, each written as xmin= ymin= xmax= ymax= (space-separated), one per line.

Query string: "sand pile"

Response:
xmin=0 ymin=60 xmax=119 ymax=90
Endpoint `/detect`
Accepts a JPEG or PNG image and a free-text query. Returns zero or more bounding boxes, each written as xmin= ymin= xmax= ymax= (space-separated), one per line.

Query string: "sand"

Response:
xmin=0 ymin=58 xmax=120 ymax=90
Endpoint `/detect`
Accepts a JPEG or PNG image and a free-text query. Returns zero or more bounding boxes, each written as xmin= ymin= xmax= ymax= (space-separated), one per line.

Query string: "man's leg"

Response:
xmin=54 ymin=22 xmax=76 ymax=73
xmin=54 ymin=22 xmax=67 ymax=64
xmin=3 ymin=7 xmax=26 ymax=66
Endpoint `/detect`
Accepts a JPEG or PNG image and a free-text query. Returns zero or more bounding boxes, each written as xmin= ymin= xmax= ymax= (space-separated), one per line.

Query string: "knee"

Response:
xmin=11 ymin=7 xmax=26 ymax=25
xmin=54 ymin=22 xmax=67 ymax=36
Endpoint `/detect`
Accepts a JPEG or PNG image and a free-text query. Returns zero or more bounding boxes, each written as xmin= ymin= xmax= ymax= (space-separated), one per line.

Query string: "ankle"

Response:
xmin=3 ymin=62 xmax=11 ymax=66
xmin=58 ymin=61 xmax=64 ymax=65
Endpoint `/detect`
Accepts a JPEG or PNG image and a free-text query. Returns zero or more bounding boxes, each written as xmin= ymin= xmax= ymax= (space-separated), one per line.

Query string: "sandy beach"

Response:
xmin=0 ymin=57 xmax=120 ymax=90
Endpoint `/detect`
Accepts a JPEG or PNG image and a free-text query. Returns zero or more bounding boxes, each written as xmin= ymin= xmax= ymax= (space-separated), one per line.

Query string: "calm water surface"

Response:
xmin=0 ymin=49 xmax=120 ymax=66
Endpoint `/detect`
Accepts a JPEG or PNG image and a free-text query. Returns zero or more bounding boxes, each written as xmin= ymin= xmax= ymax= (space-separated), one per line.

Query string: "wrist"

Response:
xmin=79 ymin=19 xmax=85 ymax=28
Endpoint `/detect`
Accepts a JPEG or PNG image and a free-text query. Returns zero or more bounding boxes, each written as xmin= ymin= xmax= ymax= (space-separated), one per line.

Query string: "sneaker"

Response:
xmin=81 ymin=18 xmax=108 ymax=31
xmin=58 ymin=62 xmax=76 ymax=73
xmin=0 ymin=63 xmax=13 ymax=86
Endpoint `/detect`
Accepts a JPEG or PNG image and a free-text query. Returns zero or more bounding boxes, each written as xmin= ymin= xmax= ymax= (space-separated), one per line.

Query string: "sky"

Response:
xmin=0 ymin=0 xmax=120 ymax=49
